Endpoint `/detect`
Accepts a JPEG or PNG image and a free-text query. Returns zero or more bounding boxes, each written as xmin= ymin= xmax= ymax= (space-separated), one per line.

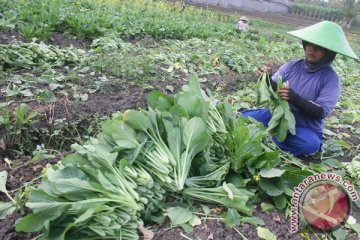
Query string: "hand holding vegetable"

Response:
xmin=282 ymin=83 xmax=325 ymax=119
xmin=255 ymin=74 xmax=296 ymax=142
xmin=278 ymin=84 xmax=290 ymax=101
xmin=256 ymin=65 xmax=272 ymax=77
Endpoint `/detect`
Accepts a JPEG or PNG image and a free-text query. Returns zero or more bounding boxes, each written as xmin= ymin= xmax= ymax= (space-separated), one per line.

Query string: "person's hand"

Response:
xmin=278 ymin=85 xmax=290 ymax=101
xmin=256 ymin=65 xmax=271 ymax=77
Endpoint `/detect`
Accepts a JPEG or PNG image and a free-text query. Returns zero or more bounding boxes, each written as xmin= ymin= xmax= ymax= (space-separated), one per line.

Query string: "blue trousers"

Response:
xmin=241 ymin=109 xmax=322 ymax=156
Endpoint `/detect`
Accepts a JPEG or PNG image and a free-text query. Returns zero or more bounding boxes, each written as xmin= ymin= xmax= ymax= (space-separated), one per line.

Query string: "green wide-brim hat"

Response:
xmin=287 ymin=21 xmax=359 ymax=60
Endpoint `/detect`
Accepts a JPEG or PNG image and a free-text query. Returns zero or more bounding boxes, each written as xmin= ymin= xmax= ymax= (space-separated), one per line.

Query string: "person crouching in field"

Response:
xmin=240 ymin=21 xmax=358 ymax=157
xmin=236 ymin=16 xmax=249 ymax=32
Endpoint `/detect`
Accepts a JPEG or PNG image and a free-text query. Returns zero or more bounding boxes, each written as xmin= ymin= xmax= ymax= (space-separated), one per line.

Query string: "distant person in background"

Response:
xmin=240 ymin=21 xmax=358 ymax=157
xmin=236 ymin=16 xmax=249 ymax=32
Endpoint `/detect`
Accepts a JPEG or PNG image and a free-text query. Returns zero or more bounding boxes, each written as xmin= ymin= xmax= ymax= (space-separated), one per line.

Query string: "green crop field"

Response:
xmin=1 ymin=0 xmax=360 ymax=239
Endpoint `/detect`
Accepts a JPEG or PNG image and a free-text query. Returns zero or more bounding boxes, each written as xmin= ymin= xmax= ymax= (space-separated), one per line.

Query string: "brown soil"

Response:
xmin=153 ymin=206 xmax=360 ymax=240
xmin=0 ymin=31 xmax=27 ymax=44
xmin=47 ymin=32 xmax=92 ymax=49
xmin=152 ymin=205 xmax=304 ymax=240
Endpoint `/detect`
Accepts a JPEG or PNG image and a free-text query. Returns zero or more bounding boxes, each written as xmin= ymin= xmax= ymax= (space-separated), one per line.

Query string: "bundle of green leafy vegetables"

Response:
xmin=15 ymin=143 xmax=162 ymax=239
xmin=256 ymin=73 xmax=296 ymax=142
xmin=3 ymin=74 xmax=314 ymax=239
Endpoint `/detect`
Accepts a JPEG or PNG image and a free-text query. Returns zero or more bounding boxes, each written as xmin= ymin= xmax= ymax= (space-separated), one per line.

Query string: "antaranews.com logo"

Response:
xmin=290 ymin=172 xmax=359 ymax=233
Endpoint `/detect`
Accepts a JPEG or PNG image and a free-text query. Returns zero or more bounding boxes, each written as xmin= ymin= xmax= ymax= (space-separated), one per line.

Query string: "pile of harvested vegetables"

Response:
xmin=1 ymin=75 xmax=359 ymax=239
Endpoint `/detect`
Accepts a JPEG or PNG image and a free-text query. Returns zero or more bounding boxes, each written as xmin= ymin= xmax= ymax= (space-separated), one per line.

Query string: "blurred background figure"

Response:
xmin=236 ymin=16 xmax=249 ymax=32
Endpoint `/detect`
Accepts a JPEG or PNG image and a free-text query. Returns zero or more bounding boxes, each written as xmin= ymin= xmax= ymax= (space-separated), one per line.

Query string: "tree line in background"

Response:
xmin=291 ymin=0 xmax=360 ymax=28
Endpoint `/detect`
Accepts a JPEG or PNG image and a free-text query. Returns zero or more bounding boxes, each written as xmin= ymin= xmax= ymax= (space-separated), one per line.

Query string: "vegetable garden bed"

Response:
xmin=1 ymin=1 xmax=360 ymax=239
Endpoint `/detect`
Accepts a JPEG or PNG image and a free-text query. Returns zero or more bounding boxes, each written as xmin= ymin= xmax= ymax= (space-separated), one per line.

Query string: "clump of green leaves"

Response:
xmin=12 ymin=75 xmax=253 ymax=238
xmin=10 ymin=74 xmax=313 ymax=239
xmin=220 ymin=50 xmax=252 ymax=74
xmin=0 ymin=103 xmax=38 ymax=151
xmin=183 ymin=182 xmax=254 ymax=216
xmin=0 ymin=41 xmax=79 ymax=70
xmin=256 ymin=73 xmax=296 ymax=142
xmin=0 ymin=171 xmax=17 ymax=219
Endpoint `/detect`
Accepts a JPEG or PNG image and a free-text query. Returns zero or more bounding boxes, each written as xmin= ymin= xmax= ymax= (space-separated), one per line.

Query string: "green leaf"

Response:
xmin=187 ymin=74 xmax=203 ymax=98
xmin=282 ymin=166 xmax=313 ymax=186
xmin=224 ymin=208 xmax=241 ymax=228
xmin=179 ymin=223 xmax=193 ymax=233
xmin=5 ymin=87 xmax=21 ymax=97
xmin=185 ymin=162 xmax=230 ymax=188
xmin=183 ymin=184 xmax=253 ymax=216
xmin=189 ymin=215 xmax=201 ymax=227
xmin=234 ymin=141 xmax=263 ymax=171
xmin=31 ymin=149 xmax=55 ymax=162
xmin=240 ymin=216 xmax=265 ymax=226
xmin=182 ymin=117 xmax=211 ymax=156
xmin=15 ymin=103 xmax=28 ymax=122
xmin=234 ymin=124 xmax=250 ymax=145
xmin=147 ymin=90 xmax=173 ymax=111
xmin=16 ymin=198 xmax=67 ymax=232
xmin=259 ymin=168 xmax=285 ymax=178
xmin=123 ymin=110 xmax=151 ymax=132
xmin=226 ymin=172 xmax=251 ymax=188
xmin=163 ymin=120 xmax=181 ymax=162
xmin=257 ymin=227 xmax=277 ymax=240
xmin=201 ymin=205 xmax=211 ymax=216
xmin=223 ymin=182 xmax=234 ymax=200
xmin=146 ymin=207 xmax=165 ymax=224
xmin=340 ymin=112 xmax=355 ymax=124
xmin=256 ymin=73 xmax=272 ymax=105
xmin=16 ymin=213 xmax=50 ymax=232
xmin=176 ymin=116 xmax=211 ymax=190
xmin=166 ymin=207 xmax=193 ymax=226
xmin=322 ymin=158 xmax=343 ymax=168
xmin=45 ymin=165 xmax=95 ymax=197
xmin=38 ymin=90 xmax=57 ymax=103
xmin=74 ymin=208 xmax=95 ymax=224
xmin=259 ymin=177 xmax=285 ymax=197
xmin=111 ymin=121 xmax=140 ymax=149
xmin=177 ymin=92 xmax=209 ymax=120
xmin=170 ymin=104 xmax=189 ymax=120
xmin=0 ymin=202 xmax=16 ymax=220
xmin=49 ymin=82 xmax=61 ymax=90
xmin=256 ymin=74 xmax=295 ymax=142
xmin=0 ymin=171 xmax=8 ymax=194
xmin=247 ymin=151 xmax=280 ymax=170
xmin=332 ymin=227 xmax=347 ymax=240
xmin=345 ymin=222 xmax=360 ymax=235
xmin=273 ymin=194 xmax=287 ymax=210
xmin=61 ymin=153 xmax=88 ymax=165
xmin=27 ymin=111 xmax=38 ymax=121
xmin=261 ymin=202 xmax=275 ymax=212
xmin=97 ymin=170 xmax=119 ymax=194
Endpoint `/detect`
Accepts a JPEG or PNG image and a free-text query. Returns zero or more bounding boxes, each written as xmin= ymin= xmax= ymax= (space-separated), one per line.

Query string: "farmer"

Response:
xmin=236 ymin=16 xmax=249 ymax=32
xmin=241 ymin=21 xmax=358 ymax=156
